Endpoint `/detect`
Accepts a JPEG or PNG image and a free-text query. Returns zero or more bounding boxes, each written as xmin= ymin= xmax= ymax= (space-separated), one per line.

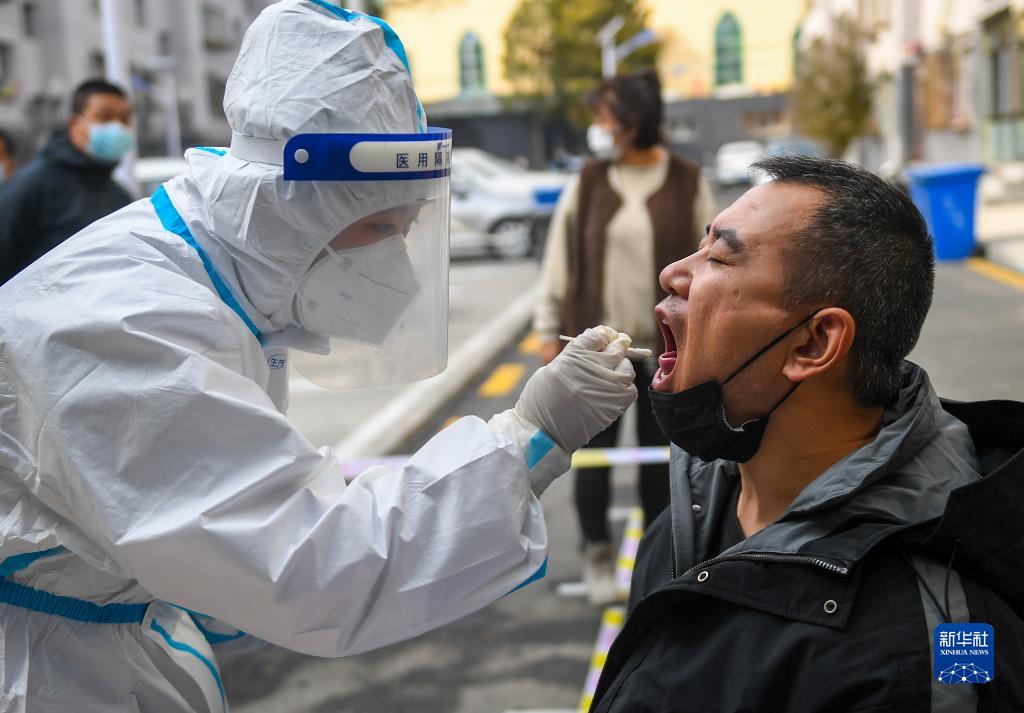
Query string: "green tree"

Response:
xmin=791 ymin=15 xmax=874 ymax=158
xmin=502 ymin=0 xmax=660 ymax=127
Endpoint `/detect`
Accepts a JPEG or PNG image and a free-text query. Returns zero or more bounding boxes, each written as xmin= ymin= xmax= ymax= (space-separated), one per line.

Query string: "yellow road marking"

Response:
xmin=518 ymin=332 xmax=542 ymax=355
xmin=578 ymin=606 xmax=627 ymax=712
xmin=478 ymin=363 xmax=526 ymax=398
xmin=967 ymin=257 xmax=1024 ymax=291
xmin=602 ymin=607 xmax=625 ymax=626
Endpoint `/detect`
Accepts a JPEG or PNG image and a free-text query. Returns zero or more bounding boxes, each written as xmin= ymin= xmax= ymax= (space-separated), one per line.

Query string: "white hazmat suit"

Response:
xmin=0 ymin=1 xmax=636 ymax=711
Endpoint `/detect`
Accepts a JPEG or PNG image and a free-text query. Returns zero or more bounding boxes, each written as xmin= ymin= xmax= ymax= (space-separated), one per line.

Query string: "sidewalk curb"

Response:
xmin=977 ymin=238 xmax=1024 ymax=281
xmin=332 ymin=285 xmax=540 ymax=458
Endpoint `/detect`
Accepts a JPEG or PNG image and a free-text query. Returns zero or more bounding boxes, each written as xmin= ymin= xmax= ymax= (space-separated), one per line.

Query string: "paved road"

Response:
xmin=222 ymin=184 xmax=1024 ymax=712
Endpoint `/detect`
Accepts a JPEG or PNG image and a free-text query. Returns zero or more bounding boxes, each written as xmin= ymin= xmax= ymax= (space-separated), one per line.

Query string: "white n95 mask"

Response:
xmin=296 ymin=235 xmax=420 ymax=345
xmin=587 ymin=124 xmax=621 ymax=160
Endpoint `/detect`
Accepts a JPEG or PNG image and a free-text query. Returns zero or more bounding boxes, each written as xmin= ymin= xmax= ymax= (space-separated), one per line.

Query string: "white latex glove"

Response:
xmin=514 ymin=325 xmax=637 ymax=453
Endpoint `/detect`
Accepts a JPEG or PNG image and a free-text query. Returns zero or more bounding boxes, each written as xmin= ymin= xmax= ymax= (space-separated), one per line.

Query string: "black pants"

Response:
xmin=575 ymin=359 xmax=670 ymax=545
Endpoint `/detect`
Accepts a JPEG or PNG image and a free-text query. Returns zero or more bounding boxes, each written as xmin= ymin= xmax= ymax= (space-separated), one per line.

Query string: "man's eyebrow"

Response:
xmin=706 ymin=226 xmax=745 ymax=254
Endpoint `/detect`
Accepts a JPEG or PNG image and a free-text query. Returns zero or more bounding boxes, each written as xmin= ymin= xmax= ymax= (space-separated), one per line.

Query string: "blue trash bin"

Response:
xmin=906 ymin=164 xmax=985 ymax=260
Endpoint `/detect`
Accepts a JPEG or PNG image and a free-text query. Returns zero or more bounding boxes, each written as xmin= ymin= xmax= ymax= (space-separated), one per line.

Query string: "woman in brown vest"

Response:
xmin=534 ymin=70 xmax=714 ymax=606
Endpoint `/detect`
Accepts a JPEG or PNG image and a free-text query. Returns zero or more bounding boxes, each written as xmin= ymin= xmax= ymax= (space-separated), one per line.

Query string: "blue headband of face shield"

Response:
xmin=282 ymin=129 xmax=452 ymax=181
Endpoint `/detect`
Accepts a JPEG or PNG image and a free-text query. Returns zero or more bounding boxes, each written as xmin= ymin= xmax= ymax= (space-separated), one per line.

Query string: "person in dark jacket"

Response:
xmin=590 ymin=155 xmax=1024 ymax=713
xmin=0 ymin=79 xmax=134 ymax=283
xmin=0 ymin=129 xmax=16 ymax=183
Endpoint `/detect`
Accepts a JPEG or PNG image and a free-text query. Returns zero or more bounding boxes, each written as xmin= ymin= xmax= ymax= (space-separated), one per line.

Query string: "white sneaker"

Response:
xmin=583 ymin=542 xmax=621 ymax=607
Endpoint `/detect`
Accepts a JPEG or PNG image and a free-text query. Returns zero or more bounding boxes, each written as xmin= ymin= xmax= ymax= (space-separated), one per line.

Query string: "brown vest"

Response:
xmin=560 ymin=153 xmax=701 ymax=337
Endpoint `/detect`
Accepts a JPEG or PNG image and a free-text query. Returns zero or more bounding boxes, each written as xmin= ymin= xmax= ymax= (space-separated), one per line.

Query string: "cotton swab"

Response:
xmin=559 ymin=334 xmax=653 ymax=359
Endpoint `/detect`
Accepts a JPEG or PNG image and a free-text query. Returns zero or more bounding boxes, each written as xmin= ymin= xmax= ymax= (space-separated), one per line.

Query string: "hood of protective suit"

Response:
xmin=163 ymin=0 xmax=428 ymax=334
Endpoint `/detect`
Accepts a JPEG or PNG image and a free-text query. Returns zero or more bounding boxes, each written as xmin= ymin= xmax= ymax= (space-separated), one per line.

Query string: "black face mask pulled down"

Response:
xmin=648 ymin=312 xmax=818 ymax=463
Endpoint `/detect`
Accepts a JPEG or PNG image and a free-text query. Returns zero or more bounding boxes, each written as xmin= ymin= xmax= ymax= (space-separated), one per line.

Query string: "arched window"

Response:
xmin=459 ymin=31 xmax=485 ymax=92
xmin=714 ymin=12 xmax=743 ymax=86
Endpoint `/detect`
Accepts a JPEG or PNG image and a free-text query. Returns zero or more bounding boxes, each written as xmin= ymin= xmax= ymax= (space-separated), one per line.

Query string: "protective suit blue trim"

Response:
xmin=0 ymin=579 xmax=148 ymax=624
xmin=150 ymin=618 xmax=227 ymax=711
xmin=306 ymin=0 xmax=410 ymax=71
xmin=170 ymin=604 xmax=249 ymax=645
xmin=305 ymin=0 xmax=426 ymax=131
xmin=525 ymin=431 xmax=557 ymax=470
xmin=151 ymin=185 xmax=263 ymax=342
xmin=505 ymin=556 xmax=548 ymax=596
xmin=0 ymin=546 xmax=67 ymax=576
xmin=195 ymin=626 xmax=247 ymax=646
xmin=195 ymin=146 xmax=227 ymax=156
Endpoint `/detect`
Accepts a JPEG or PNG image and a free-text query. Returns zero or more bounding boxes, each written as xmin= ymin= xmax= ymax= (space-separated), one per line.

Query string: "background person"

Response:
xmin=0 ymin=3 xmax=637 ymax=711
xmin=534 ymin=69 xmax=715 ymax=605
xmin=588 ymin=156 xmax=1024 ymax=712
xmin=0 ymin=129 xmax=15 ymax=184
xmin=0 ymin=79 xmax=134 ymax=284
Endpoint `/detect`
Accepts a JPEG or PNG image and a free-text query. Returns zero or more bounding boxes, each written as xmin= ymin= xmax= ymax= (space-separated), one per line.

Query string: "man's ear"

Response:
xmin=782 ymin=308 xmax=855 ymax=382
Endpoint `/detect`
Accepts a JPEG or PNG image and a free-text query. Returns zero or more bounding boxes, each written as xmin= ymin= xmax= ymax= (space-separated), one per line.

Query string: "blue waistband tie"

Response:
xmin=0 ymin=579 xmax=148 ymax=624
xmin=0 ymin=546 xmax=150 ymax=624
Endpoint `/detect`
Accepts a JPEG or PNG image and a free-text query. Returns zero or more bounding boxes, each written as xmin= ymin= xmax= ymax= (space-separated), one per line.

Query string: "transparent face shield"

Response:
xmin=283 ymin=129 xmax=451 ymax=389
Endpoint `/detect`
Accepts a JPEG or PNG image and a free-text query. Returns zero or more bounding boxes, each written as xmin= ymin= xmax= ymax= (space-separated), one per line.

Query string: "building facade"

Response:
xmin=0 ymin=0 xmax=810 ymax=163
xmin=381 ymin=0 xmax=807 ymax=163
xmin=802 ymin=0 xmax=1024 ymax=173
xmin=0 ymin=0 xmax=279 ymax=159
xmin=385 ymin=0 xmax=807 ymax=104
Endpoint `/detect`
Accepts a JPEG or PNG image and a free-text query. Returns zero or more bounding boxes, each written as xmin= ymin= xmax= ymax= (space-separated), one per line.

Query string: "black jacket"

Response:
xmin=591 ymin=363 xmax=1024 ymax=713
xmin=0 ymin=131 xmax=132 ymax=283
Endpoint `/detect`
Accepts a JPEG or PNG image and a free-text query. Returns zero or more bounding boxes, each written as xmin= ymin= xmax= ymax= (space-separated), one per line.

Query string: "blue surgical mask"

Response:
xmin=87 ymin=122 xmax=135 ymax=164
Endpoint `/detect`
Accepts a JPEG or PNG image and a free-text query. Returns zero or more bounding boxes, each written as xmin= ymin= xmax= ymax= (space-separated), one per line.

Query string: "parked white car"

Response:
xmin=133 ymin=149 xmax=566 ymax=261
xmin=133 ymin=155 xmax=190 ymax=196
xmin=450 ymin=148 xmax=566 ymax=259
xmin=713 ymin=140 xmax=766 ymax=186
xmin=751 ymin=137 xmax=826 ymax=185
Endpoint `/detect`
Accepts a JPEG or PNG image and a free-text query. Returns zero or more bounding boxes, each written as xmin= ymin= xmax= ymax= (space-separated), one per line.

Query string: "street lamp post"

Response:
xmin=597 ymin=16 xmax=626 ymax=79
xmin=596 ymin=16 xmax=657 ymax=79
xmin=99 ymin=0 xmax=139 ymax=193
xmin=148 ymin=56 xmax=183 ymax=158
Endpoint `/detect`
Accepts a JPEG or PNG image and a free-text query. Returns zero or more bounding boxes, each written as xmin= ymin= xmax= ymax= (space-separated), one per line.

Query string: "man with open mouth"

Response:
xmin=588 ymin=155 xmax=1024 ymax=713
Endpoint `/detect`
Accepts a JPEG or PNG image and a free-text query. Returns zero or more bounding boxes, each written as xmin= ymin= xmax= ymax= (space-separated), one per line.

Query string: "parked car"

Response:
xmin=713 ymin=140 xmax=766 ymax=186
xmin=765 ymin=136 xmax=825 ymax=159
xmin=133 ymin=155 xmax=189 ymax=196
xmin=134 ymin=149 xmax=567 ymax=261
xmin=450 ymin=148 xmax=567 ymax=259
xmin=751 ymin=137 xmax=827 ymax=185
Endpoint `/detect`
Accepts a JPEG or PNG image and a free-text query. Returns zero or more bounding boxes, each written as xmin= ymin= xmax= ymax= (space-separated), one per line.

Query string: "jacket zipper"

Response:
xmin=675 ymin=550 xmax=850 ymax=579
xmin=669 ymin=522 xmax=677 ymax=579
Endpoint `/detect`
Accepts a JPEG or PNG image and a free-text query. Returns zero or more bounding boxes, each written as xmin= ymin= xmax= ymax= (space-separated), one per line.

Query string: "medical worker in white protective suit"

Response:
xmin=0 ymin=2 xmax=639 ymax=711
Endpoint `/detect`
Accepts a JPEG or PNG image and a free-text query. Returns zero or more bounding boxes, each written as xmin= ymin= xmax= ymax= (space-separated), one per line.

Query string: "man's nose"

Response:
xmin=659 ymin=253 xmax=696 ymax=299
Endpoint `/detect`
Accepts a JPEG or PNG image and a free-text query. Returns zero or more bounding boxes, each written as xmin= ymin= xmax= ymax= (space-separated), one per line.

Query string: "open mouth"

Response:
xmin=651 ymin=317 xmax=678 ymax=391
